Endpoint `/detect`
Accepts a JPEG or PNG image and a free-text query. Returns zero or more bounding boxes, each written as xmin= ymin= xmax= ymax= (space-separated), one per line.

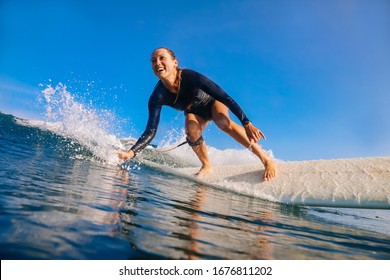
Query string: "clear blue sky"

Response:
xmin=1 ymin=0 xmax=389 ymax=161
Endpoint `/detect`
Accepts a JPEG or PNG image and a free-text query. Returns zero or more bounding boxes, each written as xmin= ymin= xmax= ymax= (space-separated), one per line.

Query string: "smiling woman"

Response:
xmin=151 ymin=48 xmax=181 ymax=93
xmin=118 ymin=47 xmax=277 ymax=181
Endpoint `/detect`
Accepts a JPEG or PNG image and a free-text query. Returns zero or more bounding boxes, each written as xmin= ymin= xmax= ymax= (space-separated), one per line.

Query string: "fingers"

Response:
xmin=250 ymin=130 xmax=260 ymax=142
xmin=259 ymin=130 xmax=266 ymax=141
xmin=118 ymin=150 xmax=135 ymax=162
xmin=245 ymin=122 xmax=266 ymax=142
xmin=117 ymin=152 xmax=125 ymax=161
xmin=117 ymin=151 xmax=131 ymax=161
xmin=253 ymin=125 xmax=266 ymax=141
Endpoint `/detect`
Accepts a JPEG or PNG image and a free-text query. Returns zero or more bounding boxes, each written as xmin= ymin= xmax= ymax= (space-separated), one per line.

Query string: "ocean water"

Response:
xmin=1 ymin=85 xmax=389 ymax=260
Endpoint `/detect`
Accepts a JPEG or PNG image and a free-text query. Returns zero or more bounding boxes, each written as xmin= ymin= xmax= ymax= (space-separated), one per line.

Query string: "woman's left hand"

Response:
xmin=244 ymin=122 xmax=266 ymax=143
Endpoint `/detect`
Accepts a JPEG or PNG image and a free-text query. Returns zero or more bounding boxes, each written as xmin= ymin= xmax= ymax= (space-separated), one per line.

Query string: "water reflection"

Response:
xmin=118 ymin=169 xmax=390 ymax=260
xmin=1 ymin=146 xmax=389 ymax=260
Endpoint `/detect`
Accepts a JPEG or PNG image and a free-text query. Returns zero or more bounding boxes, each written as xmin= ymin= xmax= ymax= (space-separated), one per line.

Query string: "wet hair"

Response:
xmin=153 ymin=47 xmax=177 ymax=60
xmin=152 ymin=47 xmax=182 ymax=93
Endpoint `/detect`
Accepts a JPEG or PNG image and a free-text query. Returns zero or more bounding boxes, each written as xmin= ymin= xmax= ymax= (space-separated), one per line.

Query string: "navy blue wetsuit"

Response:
xmin=130 ymin=69 xmax=250 ymax=154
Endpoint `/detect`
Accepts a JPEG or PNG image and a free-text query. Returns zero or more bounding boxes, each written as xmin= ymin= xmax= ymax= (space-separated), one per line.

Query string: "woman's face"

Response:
xmin=151 ymin=48 xmax=178 ymax=79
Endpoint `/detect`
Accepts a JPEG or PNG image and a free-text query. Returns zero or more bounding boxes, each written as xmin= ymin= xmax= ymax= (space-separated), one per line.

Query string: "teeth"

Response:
xmin=157 ymin=68 xmax=164 ymax=72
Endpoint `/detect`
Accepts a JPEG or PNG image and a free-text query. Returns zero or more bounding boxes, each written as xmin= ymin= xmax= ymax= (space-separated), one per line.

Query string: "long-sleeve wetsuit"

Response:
xmin=130 ymin=69 xmax=250 ymax=154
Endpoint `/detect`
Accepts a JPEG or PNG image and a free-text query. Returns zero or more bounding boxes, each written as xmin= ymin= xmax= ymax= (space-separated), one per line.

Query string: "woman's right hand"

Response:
xmin=117 ymin=150 xmax=135 ymax=161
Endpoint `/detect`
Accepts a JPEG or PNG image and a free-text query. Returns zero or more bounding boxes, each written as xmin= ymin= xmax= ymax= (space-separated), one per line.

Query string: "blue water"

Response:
xmin=1 ymin=110 xmax=390 ymax=260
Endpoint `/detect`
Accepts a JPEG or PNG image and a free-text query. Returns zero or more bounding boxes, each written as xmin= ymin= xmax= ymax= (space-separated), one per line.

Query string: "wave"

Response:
xmin=1 ymin=83 xmax=127 ymax=164
xmin=5 ymin=84 xmax=388 ymax=209
xmin=0 ymin=111 xmax=98 ymax=162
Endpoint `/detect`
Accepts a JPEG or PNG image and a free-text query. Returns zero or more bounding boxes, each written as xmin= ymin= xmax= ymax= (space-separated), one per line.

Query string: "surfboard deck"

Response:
xmin=138 ymin=156 xmax=390 ymax=209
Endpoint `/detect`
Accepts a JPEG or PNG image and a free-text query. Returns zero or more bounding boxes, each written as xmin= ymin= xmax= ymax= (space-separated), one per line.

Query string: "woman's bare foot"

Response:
xmin=195 ymin=164 xmax=213 ymax=178
xmin=263 ymin=159 xmax=277 ymax=181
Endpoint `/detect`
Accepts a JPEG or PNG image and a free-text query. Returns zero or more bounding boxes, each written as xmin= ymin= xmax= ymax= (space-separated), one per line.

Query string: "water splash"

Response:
xmin=39 ymin=83 xmax=123 ymax=164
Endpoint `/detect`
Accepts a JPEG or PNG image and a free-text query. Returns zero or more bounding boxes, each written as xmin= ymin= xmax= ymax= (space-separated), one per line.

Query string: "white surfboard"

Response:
xmin=139 ymin=156 xmax=390 ymax=209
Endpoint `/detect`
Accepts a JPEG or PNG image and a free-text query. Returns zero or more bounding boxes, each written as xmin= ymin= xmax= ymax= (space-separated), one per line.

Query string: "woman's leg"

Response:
xmin=211 ymin=101 xmax=277 ymax=181
xmin=185 ymin=113 xmax=213 ymax=176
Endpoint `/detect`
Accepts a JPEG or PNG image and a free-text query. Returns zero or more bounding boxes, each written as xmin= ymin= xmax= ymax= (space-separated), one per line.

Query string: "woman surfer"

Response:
xmin=118 ymin=48 xmax=277 ymax=181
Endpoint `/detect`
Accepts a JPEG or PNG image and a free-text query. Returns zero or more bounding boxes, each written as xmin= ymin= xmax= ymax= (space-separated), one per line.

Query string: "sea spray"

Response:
xmin=145 ymin=127 xmax=275 ymax=168
xmin=40 ymin=83 xmax=124 ymax=164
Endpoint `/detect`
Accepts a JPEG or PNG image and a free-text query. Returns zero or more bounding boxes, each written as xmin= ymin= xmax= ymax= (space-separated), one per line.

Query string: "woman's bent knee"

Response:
xmin=215 ymin=118 xmax=232 ymax=132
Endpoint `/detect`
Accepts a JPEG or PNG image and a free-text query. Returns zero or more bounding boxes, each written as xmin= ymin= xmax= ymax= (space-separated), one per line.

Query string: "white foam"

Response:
xmin=154 ymin=129 xmax=276 ymax=167
xmin=20 ymin=84 xmax=124 ymax=164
